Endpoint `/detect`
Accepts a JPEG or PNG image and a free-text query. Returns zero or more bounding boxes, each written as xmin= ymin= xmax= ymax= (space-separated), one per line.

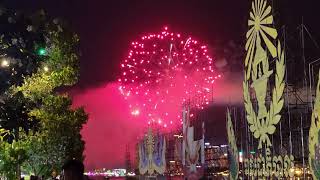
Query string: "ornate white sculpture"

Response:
xmin=139 ymin=128 xmax=166 ymax=175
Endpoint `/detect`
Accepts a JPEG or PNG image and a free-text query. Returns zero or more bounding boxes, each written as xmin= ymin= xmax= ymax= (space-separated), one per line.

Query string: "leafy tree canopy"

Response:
xmin=0 ymin=7 xmax=87 ymax=179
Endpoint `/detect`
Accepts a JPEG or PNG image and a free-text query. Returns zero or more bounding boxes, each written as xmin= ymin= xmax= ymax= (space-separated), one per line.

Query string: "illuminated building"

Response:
xmin=204 ymin=144 xmax=229 ymax=175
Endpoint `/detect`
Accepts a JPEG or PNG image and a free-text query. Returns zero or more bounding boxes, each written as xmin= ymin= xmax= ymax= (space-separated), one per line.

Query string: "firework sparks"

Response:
xmin=119 ymin=27 xmax=220 ymax=129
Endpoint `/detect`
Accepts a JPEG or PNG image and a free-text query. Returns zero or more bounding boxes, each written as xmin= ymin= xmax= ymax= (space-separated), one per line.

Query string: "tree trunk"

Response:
xmin=16 ymin=164 xmax=21 ymax=180
xmin=15 ymin=129 xmax=21 ymax=180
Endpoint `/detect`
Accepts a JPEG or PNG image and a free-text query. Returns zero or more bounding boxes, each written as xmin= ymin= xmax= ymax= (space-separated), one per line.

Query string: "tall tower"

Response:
xmin=125 ymin=144 xmax=132 ymax=173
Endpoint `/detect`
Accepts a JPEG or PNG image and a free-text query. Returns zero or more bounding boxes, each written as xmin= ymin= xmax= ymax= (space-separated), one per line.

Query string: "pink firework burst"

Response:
xmin=118 ymin=27 xmax=220 ymax=129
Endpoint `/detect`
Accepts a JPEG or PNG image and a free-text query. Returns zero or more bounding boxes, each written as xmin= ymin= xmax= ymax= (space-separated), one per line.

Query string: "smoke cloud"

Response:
xmin=71 ymin=84 xmax=145 ymax=170
xmin=70 ymin=71 xmax=243 ymax=170
xmin=211 ymin=71 xmax=243 ymax=105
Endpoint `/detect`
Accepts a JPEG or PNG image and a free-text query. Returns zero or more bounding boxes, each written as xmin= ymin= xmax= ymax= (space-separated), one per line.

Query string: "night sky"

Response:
xmin=2 ymin=0 xmax=320 ymax=170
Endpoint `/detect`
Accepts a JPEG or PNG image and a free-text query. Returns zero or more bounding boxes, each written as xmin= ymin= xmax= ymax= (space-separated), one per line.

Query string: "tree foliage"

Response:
xmin=0 ymin=7 xmax=87 ymax=178
xmin=0 ymin=141 xmax=28 ymax=179
xmin=23 ymin=95 xmax=87 ymax=177
xmin=18 ymin=16 xmax=85 ymax=177
xmin=14 ymin=18 xmax=80 ymax=99
xmin=0 ymin=91 xmax=38 ymax=143
xmin=0 ymin=8 xmax=47 ymax=93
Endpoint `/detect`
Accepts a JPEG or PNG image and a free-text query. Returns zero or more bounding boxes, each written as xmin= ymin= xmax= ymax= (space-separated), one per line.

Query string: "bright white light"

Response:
xmin=127 ymin=172 xmax=135 ymax=176
xmin=131 ymin=109 xmax=140 ymax=116
xmin=239 ymin=151 xmax=243 ymax=163
xmin=1 ymin=59 xmax=9 ymax=67
xmin=43 ymin=66 xmax=49 ymax=72
xmin=173 ymin=134 xmax=183 ymax=138
xmin=205 ymin=142 xmax=210 ymax=146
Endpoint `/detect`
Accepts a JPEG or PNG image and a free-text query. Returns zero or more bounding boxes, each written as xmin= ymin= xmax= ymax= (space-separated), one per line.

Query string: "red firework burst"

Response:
xmin=118 ymin=27 xmax=220 ymax=129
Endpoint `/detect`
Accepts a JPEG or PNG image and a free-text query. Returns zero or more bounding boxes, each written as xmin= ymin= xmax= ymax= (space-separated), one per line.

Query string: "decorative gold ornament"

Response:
xmin=309 ymin=71 xmax=320 ymax=179
xmin=245 ymin=0 xmax=278 ymax=80
xmin=242 ymin=0 xmax=295 ymax=178
xmin=244 ymin=147 xmax=294 ymax=178
xmin=226 ymin=109 xmax=239 ymax=180
xmin=243 ymin=0 xmax=285 ymax=149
